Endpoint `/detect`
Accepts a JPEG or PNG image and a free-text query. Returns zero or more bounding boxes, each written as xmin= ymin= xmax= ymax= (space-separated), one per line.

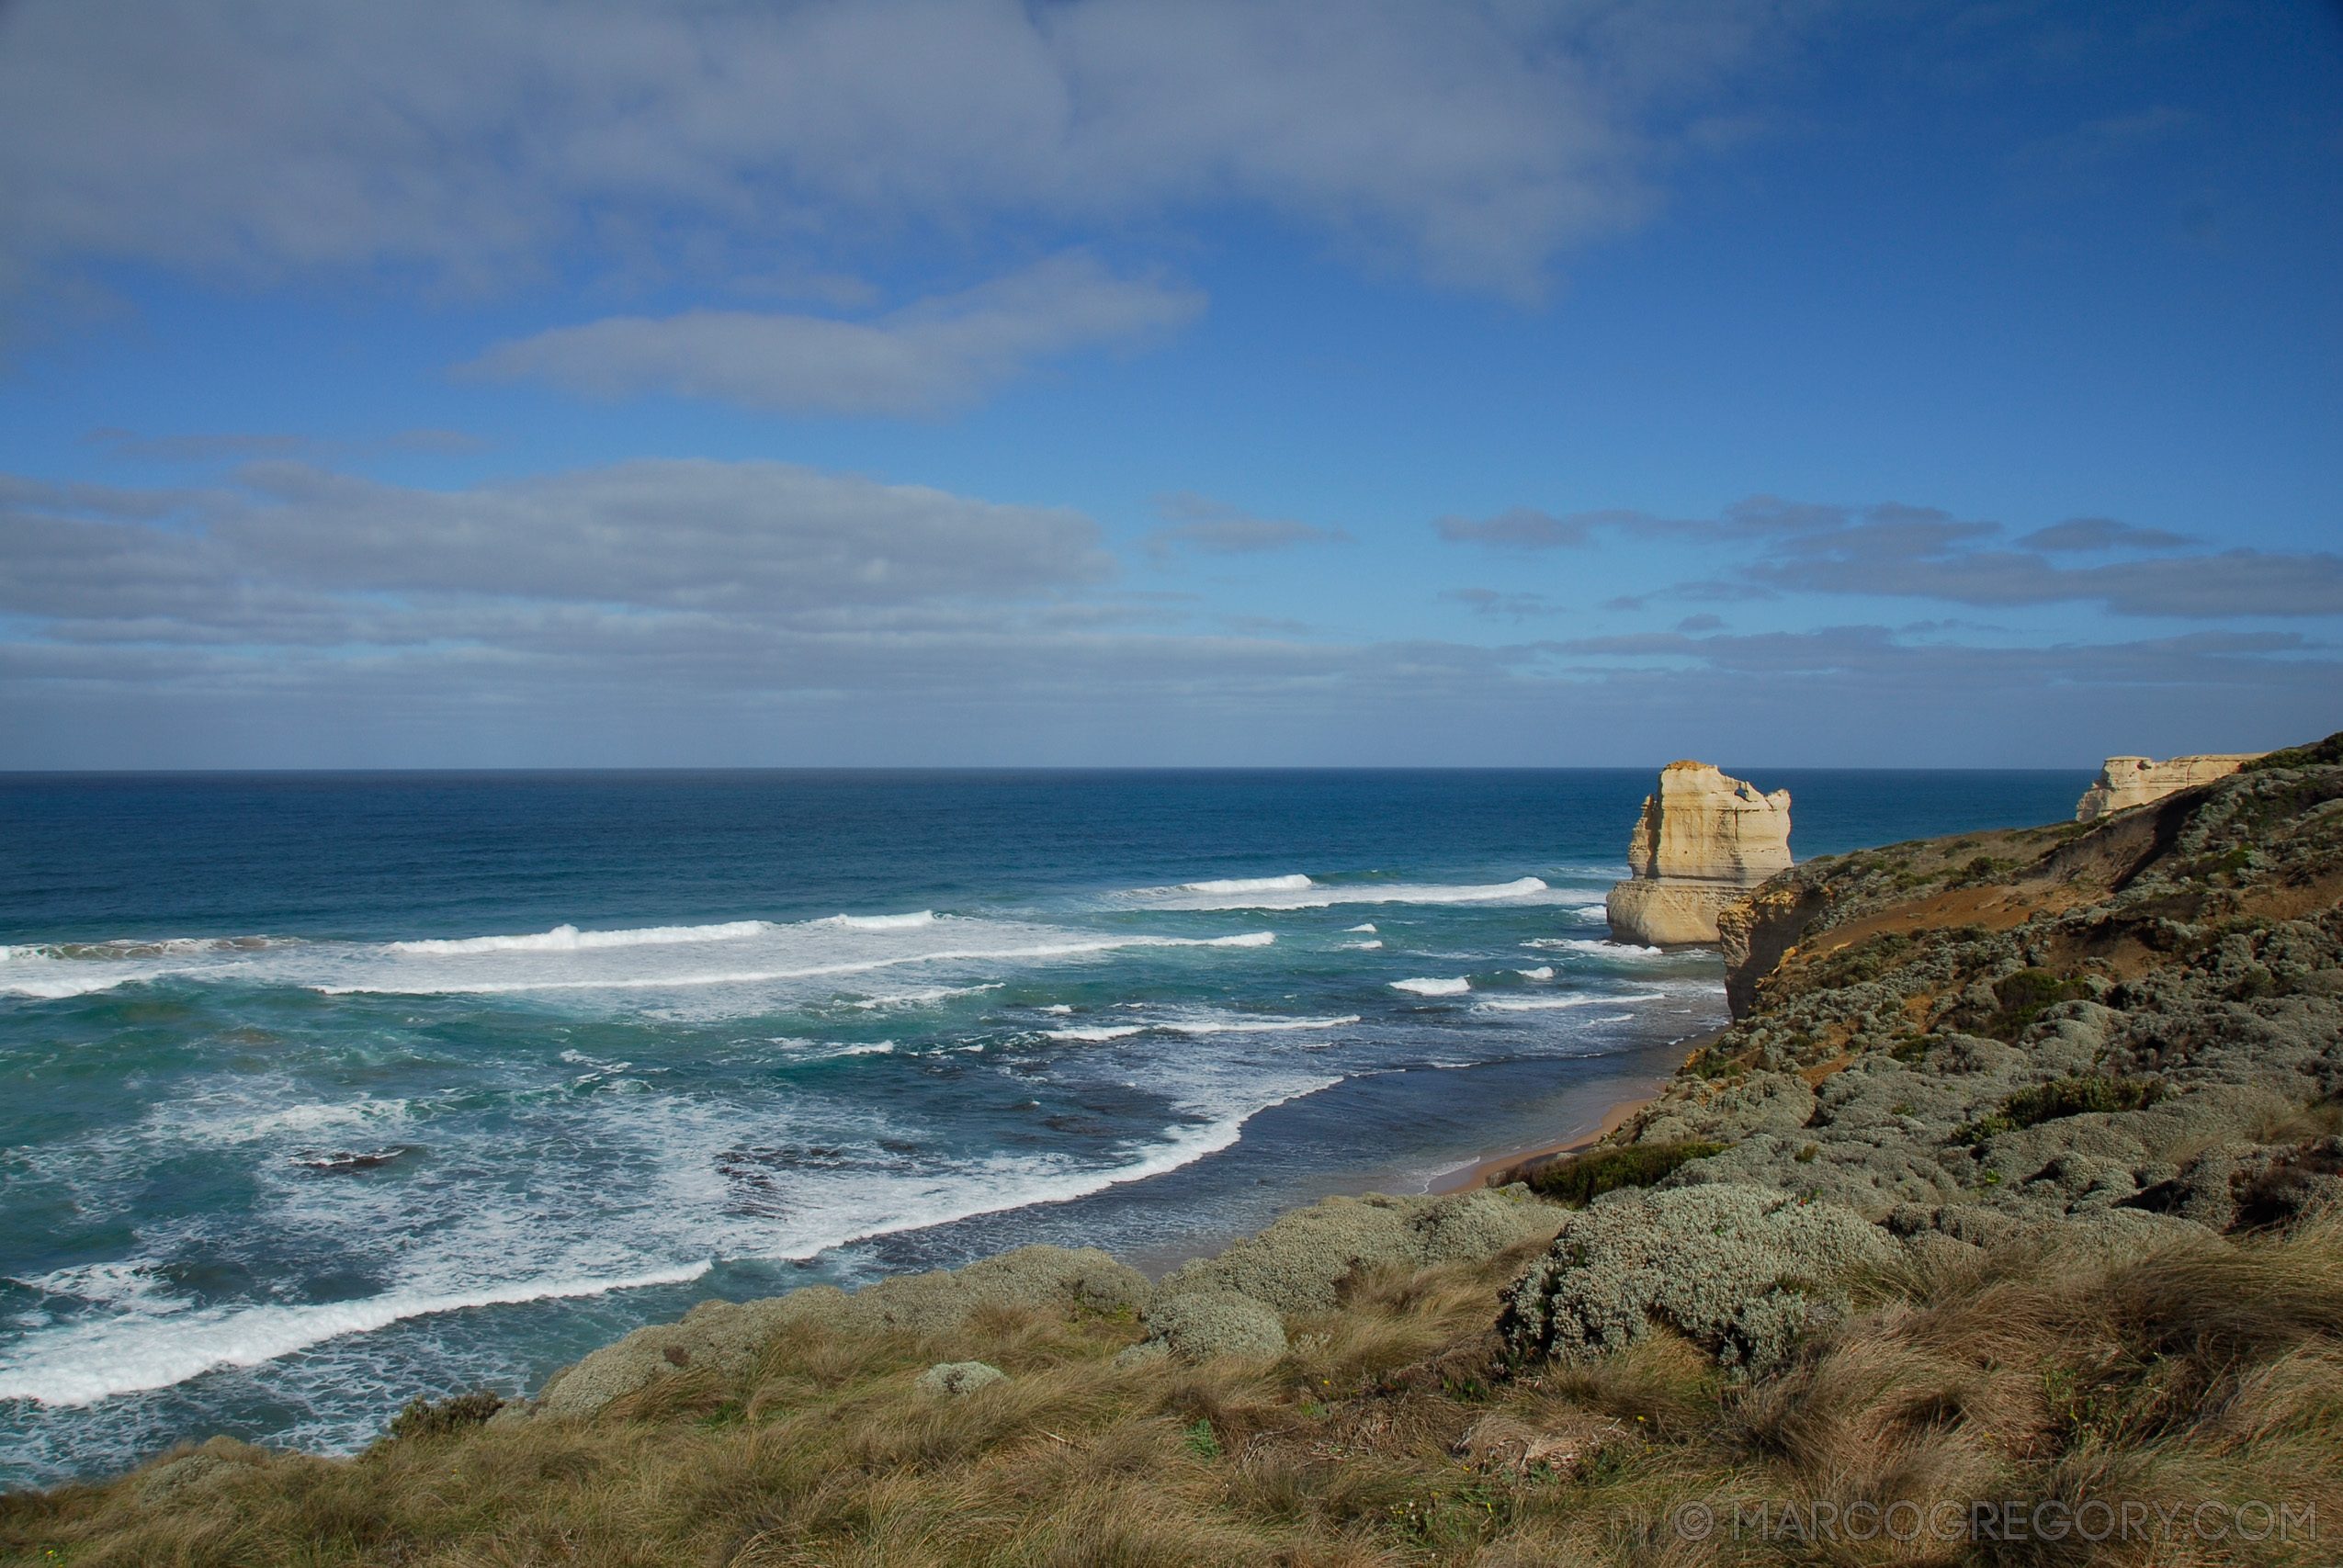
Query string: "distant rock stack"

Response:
xmin=2075 ymin=752 xmax=2264 ymax=822
xmin=1605 ymin=761 xmax=1792 ymax=945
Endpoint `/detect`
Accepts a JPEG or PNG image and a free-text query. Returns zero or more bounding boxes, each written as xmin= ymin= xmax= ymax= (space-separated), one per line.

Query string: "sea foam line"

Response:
xmin=0 ymin=1263 xmax=714 ymax=1409
xmin=1047 ymin=1014 xmax=1359 ymax=1041
xmin=389 ymin=919 xmax=774 ymax=954
xmin=1180 ymin=874 xmax=1313 ymax=894
xmin=1474 ymin=992 xmax=1666 ymax=1013
xmin=1126 ymin=876 xmax=1552 ymax=911
xmin=317 ymin=931 xmax=1277 ymax=996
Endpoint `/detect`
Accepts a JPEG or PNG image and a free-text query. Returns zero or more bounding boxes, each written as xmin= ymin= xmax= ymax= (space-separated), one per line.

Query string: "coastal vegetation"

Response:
xmin=8 ymin=733 xmax=2342 ymax=1566
xmin=7 ymin=1215 xmax=2340 ymax=1565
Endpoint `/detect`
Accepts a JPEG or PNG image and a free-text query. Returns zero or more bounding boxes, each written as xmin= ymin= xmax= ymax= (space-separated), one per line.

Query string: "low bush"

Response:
xmin=1526 ymin=1141 xmax=1727 ymax=1207
xmin=1986 ymin=967 xmax=2089 ymax=1038
xmin=1954 ymin=1074 xmax=2168 ymax=1145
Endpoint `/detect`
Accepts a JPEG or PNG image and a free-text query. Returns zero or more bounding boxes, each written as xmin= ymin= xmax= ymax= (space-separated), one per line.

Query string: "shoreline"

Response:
xmin=1422 ymin=1089 xmax=1656 ymax=1193
xmin=1422 ymin=1028 xmax=1726 ymax=1194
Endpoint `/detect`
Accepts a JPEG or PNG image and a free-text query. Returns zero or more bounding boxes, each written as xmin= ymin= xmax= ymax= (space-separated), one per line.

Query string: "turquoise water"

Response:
xmin=0 ymin=768 xmax=2086 ymax=1486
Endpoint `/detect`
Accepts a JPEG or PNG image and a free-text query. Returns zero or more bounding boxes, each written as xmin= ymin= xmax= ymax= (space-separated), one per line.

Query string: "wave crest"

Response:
xmin=390 ymin=920 xmax=771 ymax=954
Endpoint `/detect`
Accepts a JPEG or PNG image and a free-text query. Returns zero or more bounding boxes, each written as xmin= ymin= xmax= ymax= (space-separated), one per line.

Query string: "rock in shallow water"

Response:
xmin=1607 ymin=761 xmax=1793 ymax=945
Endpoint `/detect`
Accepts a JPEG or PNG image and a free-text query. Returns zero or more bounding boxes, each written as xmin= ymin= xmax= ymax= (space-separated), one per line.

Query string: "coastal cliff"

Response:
xmin=1624 ymin=732 xmax=2343 ymax=1236
xmin=1604 ymin=761 xmax=1791 ymax=945
xmin=2075 ymin=750 xmax=2266 ymax=822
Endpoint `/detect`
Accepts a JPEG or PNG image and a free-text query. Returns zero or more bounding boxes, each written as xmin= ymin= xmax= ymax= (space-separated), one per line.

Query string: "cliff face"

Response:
xmin=1606 ymin=761 xmax=1791 ymax=944
xmin=1614 ymin=735 xmax=2343 ymax=1247
xmin=2076 ymin=752 xmax=2263 ymax=822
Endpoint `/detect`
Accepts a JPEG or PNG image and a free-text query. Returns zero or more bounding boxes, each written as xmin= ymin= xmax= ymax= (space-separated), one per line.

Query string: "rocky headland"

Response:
xmin=1604 ymin=761 xmax=1792 ymax=945
xmin=2075 ymin=750 xmax=2267 ymax=822
xmin=16 ymin=733 xmax=2343 ymax=1568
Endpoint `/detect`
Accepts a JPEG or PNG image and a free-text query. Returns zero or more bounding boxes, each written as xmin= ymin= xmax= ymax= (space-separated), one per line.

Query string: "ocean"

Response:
xmin=0 ymin=768 xmax=2088 ymax=1487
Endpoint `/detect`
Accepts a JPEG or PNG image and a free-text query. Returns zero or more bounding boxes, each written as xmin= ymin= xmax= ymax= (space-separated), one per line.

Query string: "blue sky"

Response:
xmin=2 ymin=0 xmax=2337 ymax=768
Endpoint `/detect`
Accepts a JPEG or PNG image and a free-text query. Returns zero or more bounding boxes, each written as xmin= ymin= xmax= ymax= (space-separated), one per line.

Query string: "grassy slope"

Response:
xmin=9 ymin=1222 xmax=2342 ymax=1566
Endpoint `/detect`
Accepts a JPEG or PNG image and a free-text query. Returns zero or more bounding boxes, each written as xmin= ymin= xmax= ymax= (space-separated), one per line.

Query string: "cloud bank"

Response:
xmin=5 ymin=462 xmax=2333 ymax=768
xmin=0 ymin=0 xmax=1801 ymax=301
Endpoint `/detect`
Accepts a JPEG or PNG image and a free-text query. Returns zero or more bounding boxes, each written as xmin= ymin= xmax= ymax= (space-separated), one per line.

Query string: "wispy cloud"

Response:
xmin=2012 ymin=516 xmax=2196 ymax=552
xmin=461 ymin=254 xmax=1202 ymax=415
xmin=1142 ymin=493 xmax=1350 ymax=559
xmin=1432 ymin=507 xmax=1594 ymax=549
xmin=85 ymin=427 xmax=487 ymax=463
xmin=1441 ymin=494 xmax=2343 ymax=619
xmin=1441 ymin=587 xmax=1564 ymax=620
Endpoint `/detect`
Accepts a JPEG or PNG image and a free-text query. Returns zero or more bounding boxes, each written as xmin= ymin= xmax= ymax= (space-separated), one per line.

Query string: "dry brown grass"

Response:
xmin=7 ymin=1216 xmax=2341 ymax=1567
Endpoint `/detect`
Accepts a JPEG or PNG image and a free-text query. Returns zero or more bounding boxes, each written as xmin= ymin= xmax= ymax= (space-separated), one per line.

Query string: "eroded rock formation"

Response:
xmin=1605 ymin=761 xmax=1792 ymax=944
xmin=2076 ymin=752 xmax=2263 ymax=821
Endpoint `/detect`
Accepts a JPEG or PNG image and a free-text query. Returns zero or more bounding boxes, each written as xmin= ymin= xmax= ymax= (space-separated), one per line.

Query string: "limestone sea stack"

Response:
xmin=2074 ymin=751 xmax=2264 ymax=822
xmin=1604 ymin=761 xmax=1792 ymax=945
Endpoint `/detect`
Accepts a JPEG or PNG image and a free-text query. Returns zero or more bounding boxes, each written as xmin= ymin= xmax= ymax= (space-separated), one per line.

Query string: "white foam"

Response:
xmin=147 ymin=1095 xmax=410 ymax=1146
xmin=1042 ymin=1004 xmax=1072 ymax=1015
xmin=1391 ymin=976 xmax=1470 ymax=996
xmin=0 ymin=1262 xmax=714 ymax=1408
xmin=1522 ymin=937 xmax=1670 ymax=958
xmin=1156 ymin=1014 xmax=1358 ymax=1035
xmin=847 ymin=984 xmax=999 ymax=1010
xmin=317 ymin=929 xmax=1275 ymax=997
xmin=834 ymin=1042 xmax=895 ymax=1055
xmin=1047 ymin=1025 xmax=1145 ymax=1042
xmin=1126 ymin=876 xmax=1551 ymax=911
xmin=389 ymin=919 xmax=771 ymax=954
xmin=815 ymin=911 xmax=937 ymax=931
xmin=1180 ymin=874 xmax=1312 ymax=894
xmin=1475 ymin=993 xmax=1664 ymax=1013
xmin=1516 ymin=966 xmax=1555 ymax=979
xmin=0 ymin=964 xmax=160 ymax=1000
xmin=1340 ymin=940 xmax=1384 ymax=950
xmin=1346 ymin=923 xmax=1376 ymax=933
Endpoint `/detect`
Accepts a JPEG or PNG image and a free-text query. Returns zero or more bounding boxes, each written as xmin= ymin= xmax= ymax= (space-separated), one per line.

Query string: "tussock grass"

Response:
xmin=8 ymin=1217 xmax=2342 ymax=1566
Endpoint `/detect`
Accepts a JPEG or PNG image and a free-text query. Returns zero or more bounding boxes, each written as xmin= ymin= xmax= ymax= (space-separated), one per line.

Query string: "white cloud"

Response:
xmin=0 ymin=0 xmax=1803 ymax=301
xmin=460 ymin=254 xmax=1202 ymax=413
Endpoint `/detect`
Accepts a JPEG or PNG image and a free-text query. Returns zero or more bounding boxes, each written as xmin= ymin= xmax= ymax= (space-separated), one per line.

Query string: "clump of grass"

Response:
xmin=1954 ymin=1074 xmax=2169 ymax=1145
xmin=382 ymin=1389 xmax=504 ymax=1444
xmin=1525 ymin=1141 xmax=1727 ymax=1207
xmin=10 ymin=1216 xmax=2343 ymax=1567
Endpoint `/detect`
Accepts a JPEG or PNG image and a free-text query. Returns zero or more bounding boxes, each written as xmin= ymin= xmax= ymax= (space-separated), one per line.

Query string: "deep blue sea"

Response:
xmin=0 ymin=768 xmax=2088 ymax=1487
